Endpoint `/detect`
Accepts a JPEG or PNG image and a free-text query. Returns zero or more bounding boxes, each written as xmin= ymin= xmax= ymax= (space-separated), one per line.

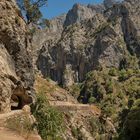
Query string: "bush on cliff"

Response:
xmin=31 ymin=92 xmax=64 ymax=140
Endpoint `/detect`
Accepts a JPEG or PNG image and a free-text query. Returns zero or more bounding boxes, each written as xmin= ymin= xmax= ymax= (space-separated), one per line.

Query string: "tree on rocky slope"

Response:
xmin=16 ymin=0 xmax=47 ymax=24
xmin=120 ymin=99 xmax=140 ymax=140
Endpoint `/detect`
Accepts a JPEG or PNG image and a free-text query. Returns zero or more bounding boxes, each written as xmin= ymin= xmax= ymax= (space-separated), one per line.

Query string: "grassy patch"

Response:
xmin=31 ymin=92 xmax=65 ymax=140
xmin=6 ymin=115 xmax=33 ymax=138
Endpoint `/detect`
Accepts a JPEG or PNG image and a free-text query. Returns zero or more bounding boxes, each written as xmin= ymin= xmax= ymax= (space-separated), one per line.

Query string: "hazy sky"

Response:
xmin=40 ymin=0 xmax=103 ymax=19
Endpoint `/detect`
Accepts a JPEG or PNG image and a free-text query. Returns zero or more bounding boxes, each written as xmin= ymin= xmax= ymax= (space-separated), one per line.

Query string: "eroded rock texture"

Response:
xmin=34 ymin=0 xmax=140 ymax=87
xmin=0 ymin=0 xmax=34 ymax=112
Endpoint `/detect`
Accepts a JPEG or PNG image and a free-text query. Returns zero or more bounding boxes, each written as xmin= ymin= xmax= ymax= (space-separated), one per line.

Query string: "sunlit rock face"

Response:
xmin=104 ymin=0 xmax=116 ymax=8
xmin=104 ymin=0 xmax=122 ymax=9
xmin=34 ymin=0 xmax=140 ymax=87
xmin=64 ymin=3 xmax=104 ymax=27
xmin=0 ymin=0 xmax=34 ymax=112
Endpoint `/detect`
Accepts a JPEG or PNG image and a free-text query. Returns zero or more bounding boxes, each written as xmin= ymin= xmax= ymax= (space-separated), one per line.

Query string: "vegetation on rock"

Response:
xmin=78 ymin=67 xmax=140 ymax=139
xmin=16 ymin=0 xmax=48 ymax=24
xmin=31 ymin=92 xmax=64 ymax=140
xmin=6 ymin=115 xmax=34 ymax=138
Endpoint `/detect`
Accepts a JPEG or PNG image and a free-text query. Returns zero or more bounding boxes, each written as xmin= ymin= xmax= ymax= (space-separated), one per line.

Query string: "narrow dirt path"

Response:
xmin=50 ymin=101 xmax=101 ymax=115
xmin=0 ymin=127 xmax=25 ymax=140
xmin=0 ymin=110 xmax=23 ymax=121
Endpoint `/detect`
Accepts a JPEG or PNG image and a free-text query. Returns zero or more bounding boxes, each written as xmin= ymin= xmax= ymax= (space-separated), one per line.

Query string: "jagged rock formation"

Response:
xmin=31 ymin=14 xmax=66 ymax=71
xmin=64 ymin=3 xmax=104 ymax=27
xmin=31 ymin=3 xmax=105 ymax=72
xmin=49 ymin=14 xmax=66 ymax=33
xmin=103 ymin=0 xmax=121 ymax=9
xmin=105 ymin=0 xmax=140 ymax=57
xmin=0 ymin=0 xmax=34 ymax=112
xmin=35 ymin=0 xmax=140 ymax=87
xmin=25 ymin=0 xmax=140 ymax=139
xmin=3 ymin=0 xmax=140 ymax=139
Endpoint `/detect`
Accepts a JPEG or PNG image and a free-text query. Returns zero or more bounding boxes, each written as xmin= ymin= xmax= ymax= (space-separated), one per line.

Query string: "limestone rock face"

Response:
xmin=35 ymin=0 xmax=140 ymax=87
xmin=64 ymin=3 xmax=104 ymax=27
xmin=105 ymin=0 xmax=140 ymax=57
xmin=31 ymin=15 xmax=66 ymax=70
xmin=0 ymin=0 xmax=34 ymax=112
xmin=49 ymin=14 xmax=66 ymax=33
xmin=103 ymin=0 xmax=120 ymax=9
xmin=0 ymin=45 xmax=16 ymax=112
xmin=37 ymin=19 xmax=124 ymax=86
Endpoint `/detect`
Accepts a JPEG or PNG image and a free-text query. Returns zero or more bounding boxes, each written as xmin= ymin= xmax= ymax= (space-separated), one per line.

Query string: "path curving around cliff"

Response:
xmin=49 ymin=101 xmax=101 ymax=115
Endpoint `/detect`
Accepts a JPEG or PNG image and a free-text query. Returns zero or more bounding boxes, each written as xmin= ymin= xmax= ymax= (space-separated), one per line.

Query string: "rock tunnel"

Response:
xmin=11 ymin=81 xmax=33 ymax=110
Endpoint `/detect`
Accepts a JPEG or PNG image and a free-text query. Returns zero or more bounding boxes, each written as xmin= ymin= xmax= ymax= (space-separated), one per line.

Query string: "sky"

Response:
xmin=40 ymin=0 xmax=103 ymax=19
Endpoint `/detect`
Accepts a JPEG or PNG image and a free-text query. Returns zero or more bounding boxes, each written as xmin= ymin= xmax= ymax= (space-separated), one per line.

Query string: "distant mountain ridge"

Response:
xmin=34 ymin=0 xmax=140 ymax=86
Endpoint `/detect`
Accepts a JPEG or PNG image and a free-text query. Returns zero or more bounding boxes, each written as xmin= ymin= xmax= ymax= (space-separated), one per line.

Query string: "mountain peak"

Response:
xmin=64 ymin=3 xmax=104 ymax=27
xmin=104 ymin=0 xmax=122 ymax=8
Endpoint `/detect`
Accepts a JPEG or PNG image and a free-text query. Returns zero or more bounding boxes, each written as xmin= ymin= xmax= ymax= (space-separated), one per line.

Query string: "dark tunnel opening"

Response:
xmin=11 ymin=94 xmax=23 ymax=110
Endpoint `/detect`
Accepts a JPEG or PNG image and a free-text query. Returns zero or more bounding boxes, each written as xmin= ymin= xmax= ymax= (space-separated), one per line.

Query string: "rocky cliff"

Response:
xmin=16 ymin=0 xmax=140 ymax=139
xmin=64 ymin=3 xmax=104 ymax=27
xmin=35 ymin=0 xmax=140 ymax=87
xmin=0 ymin=0 xmax=34 ymax=112
xmin=0 ymin=0 xmax=139 ymax=139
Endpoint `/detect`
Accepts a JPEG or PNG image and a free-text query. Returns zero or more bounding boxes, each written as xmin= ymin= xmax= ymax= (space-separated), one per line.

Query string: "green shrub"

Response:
xmin=105 ymin=79 xmax=114 ymax=93
xmin=79 ymin=68 xmax=140 ymax=139
xmin=108 ymin=68 xmax=118 ymax=76
xmin=71 ymin=126 xmax=82 ymax=139
xmin=127 ymin=69 xmax=134 ymax=77
xmin=31 ymin=93 xmax=64 ymax=140
xmin=102 ymin=106 xmax=116 ymax=116
xmin=89 ymin=97 xmax=96 ymax=104
xmin=121 ymin=101 xmax=140 ymax=140
xmin=6 ymin=115 xmax=33 ymax=137
xmin=89 ymin=117 xmax=102 ymax=136
xmin=131 ymin=99 xmax=140 ymax=110
xmin=97 ymin=84 xmax=106 ymax=97
xmin=68 ymin=84 xmax=81 ymax=98
xmin=119 ymin=70 xmax=128 ymax=81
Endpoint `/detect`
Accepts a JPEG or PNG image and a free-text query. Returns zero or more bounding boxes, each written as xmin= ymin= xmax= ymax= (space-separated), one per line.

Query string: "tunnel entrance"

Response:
xmin=11 ymin=94 xmax=23 ymax=110
xmin=10 ymin=82 xmax=33 ymax=110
